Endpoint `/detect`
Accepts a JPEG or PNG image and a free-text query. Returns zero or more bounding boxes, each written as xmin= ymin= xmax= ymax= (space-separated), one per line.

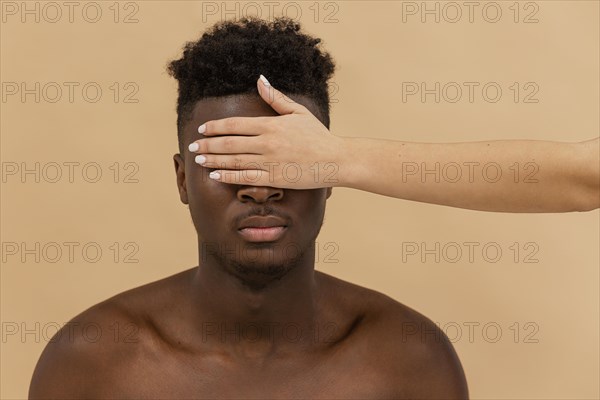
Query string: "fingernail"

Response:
xmin=195 ymin=155 xmax=206 ymax=164
xmin=188 ymin=142 xmax=199 ymax=152
xmin=198 ymin=124 xmax=206 ymax=134
xmin=259 ymin=74 xmax=271 ymax=87
xmin=209 ymin=171 xmax=220 ymax=180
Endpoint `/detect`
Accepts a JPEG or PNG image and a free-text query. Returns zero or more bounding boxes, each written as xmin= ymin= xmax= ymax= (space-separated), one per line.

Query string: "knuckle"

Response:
xmin=265 ymin=119 xmax=279 ymax=134
xmin=224 ymin=118 xmax=238 ymax=131
xmin=225 ymin=172 xmax=240 ymax=184
xmin=263 ymin=138 xmax=277 ymax=152
xmin=198 ymin=139 xmax=208 ymax=153
xmin=223 ymin=137 xmax=233 ymax=149
xmin=204 ymin=121 xmax=212 ymax=134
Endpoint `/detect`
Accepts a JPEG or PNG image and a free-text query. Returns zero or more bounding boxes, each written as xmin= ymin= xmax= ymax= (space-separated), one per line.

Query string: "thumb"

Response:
xmin=257 ymin=74 xmax=306 ymax=115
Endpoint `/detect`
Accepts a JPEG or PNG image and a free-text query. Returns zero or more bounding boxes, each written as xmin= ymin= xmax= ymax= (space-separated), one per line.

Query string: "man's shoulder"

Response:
xmin=317 ymin=270 xmax=439 ymax=327
xmin=28 ymin=300 xmax=136 ymax=398
xmin=36 ymin=266 xmax=193 ymax=350
xmin=318 ymin=272 xmax=469 ymax=398
xmin=369 ymin=299 xmax=469 ymax=398
xmin=29 ymin=268 xmax=192 ymax=398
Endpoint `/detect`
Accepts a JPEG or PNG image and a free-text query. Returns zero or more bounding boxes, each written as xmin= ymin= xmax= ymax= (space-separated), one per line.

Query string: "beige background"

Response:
xmin=1 ymin=1 xmax=599 ymax=398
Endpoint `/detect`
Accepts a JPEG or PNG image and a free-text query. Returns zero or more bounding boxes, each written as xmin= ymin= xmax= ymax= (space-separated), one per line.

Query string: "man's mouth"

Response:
xmin=238 ymin=226 xmax=288 ymax=242
xmin=237 ymin=216 xmax=289 ymax=242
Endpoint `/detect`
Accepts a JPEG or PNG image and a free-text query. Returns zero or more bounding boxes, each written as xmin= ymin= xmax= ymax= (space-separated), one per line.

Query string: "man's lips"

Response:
xmin=237 ymin=216 xmax=288 ymax=242
xmin=238 ymin=226 xmax=288 ymax=242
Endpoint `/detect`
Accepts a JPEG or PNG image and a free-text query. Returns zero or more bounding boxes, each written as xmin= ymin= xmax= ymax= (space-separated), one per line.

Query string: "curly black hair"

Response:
xmin=167 ymin=17 xmax=336 ymax=153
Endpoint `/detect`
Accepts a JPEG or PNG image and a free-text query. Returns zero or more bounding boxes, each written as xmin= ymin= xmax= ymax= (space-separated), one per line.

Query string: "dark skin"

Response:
xmin=29 ymin=93 xmax=468 ymax=399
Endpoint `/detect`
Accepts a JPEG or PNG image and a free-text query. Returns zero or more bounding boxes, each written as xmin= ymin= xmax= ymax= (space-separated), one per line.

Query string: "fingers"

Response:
xmin=197 ymin=75 xmax=306 ymax=139
xmin=193 ymin=154 xmax=264 ymax=170
xmin=208 ymin=169 xmax=273 ymax=186
xmin=257 ymin=74 xmax=306 ymax=115
xmin=201 ymin=116 xmax=271 ymax=137
xmin=188 ymin=135 xmax=262 ymax=155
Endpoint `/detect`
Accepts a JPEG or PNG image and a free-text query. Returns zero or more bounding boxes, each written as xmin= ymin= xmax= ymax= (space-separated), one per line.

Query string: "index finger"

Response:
xmin=200 ymin=116 xmax=274 ymax=137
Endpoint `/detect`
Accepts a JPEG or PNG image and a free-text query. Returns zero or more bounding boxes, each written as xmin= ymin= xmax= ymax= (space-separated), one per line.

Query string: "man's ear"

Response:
xmin=326 ymin=187 xmax=332 ymax=199
xmin=173 ymin=153 xmax=189 ymax=204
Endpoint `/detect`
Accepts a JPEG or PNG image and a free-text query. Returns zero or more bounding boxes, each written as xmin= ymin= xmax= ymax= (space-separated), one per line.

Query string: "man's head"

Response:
xmin=167 ymin=17 xmax=335 ymax=155
xmin=167 ymin=18 xmax=336 ymax=290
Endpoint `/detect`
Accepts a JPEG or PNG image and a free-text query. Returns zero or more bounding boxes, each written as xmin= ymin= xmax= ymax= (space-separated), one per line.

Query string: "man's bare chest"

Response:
xmin=84 ymin=349 xmax=400 ymax=399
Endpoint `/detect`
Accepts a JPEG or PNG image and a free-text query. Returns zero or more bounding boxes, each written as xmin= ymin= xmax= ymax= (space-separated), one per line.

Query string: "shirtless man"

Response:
xmin=29 ymin=17 xmax=468 ymax=399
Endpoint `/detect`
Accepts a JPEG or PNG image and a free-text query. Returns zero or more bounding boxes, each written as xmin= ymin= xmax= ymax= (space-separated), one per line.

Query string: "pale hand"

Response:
xmin=188 ymin=75 xmax=346 ymax=189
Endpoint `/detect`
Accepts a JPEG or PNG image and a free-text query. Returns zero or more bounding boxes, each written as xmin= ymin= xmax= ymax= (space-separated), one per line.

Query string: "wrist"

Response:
xmin=333 ymin=136 xmax=366 ymax=189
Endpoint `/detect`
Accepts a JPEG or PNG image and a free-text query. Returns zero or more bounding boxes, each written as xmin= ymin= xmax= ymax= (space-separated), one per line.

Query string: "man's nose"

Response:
xmin=236 ymin=186 xmax=284 ymax=203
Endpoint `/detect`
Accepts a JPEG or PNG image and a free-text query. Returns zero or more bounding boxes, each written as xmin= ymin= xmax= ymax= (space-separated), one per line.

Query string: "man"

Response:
xmin=29 ymin=17 xmax=468 ymax=399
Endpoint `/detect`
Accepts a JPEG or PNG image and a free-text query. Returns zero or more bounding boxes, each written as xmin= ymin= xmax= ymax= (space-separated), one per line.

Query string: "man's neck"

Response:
xmin=187 ymin=245 xmax=324 ymax=356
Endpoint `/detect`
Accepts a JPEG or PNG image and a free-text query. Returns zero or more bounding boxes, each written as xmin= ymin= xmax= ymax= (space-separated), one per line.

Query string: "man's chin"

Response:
xmin=226 ymin=258 xmax=301 ymax=291
xmin=224 ymin=242 xmax=304 ymax=269
xmin=203 ymin=239 xmax=310 ymax=289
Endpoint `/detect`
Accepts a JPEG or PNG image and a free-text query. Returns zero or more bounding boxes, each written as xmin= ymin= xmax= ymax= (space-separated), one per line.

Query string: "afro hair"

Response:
xmin=167 ymin=17 xmax=336 ymax=153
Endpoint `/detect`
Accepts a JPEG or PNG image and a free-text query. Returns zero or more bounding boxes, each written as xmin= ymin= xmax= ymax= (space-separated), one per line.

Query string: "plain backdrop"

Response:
xmin=1 ymin=1 xmax=599 ymax=398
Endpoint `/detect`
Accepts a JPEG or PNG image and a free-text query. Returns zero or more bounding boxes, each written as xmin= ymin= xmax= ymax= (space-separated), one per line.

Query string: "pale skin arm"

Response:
xmin=189 ymin=76 xmax=600 ymax=213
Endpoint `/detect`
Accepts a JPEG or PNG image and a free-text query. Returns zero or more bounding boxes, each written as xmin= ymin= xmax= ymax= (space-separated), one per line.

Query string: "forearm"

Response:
xmin=338 ymin=137 xmax=599 ymax=212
